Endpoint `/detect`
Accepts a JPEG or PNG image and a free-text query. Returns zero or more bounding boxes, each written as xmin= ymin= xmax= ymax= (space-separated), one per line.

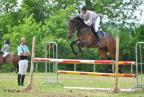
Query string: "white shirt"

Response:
xmin=80 ymin=10 xmax=99 ymax=26
xmin=1 ymin=44 xmax=10 ymax=53
xmin=17 ymin=44 xmax=29 ymax=56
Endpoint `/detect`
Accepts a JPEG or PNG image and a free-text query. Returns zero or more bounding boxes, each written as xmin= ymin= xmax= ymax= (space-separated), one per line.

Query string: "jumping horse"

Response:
xmin=67 ymin=16 xmax=117 ymax=72
xmin=67 ymin=16 xmax=116 ymax=60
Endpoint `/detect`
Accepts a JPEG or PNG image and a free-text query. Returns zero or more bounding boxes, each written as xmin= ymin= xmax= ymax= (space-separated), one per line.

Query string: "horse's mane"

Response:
xmin=74 ymin=16 xmax=85 ymax=24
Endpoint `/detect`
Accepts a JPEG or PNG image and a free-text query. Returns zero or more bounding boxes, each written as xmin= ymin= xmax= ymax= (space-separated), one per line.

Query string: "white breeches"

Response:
xmin=3 ymin=52 xmax=9 ymax=57
xmin=94 ymin=16 xmax=100 ymax=32
xmin=18 ymin=60 xmax=28 ymax=75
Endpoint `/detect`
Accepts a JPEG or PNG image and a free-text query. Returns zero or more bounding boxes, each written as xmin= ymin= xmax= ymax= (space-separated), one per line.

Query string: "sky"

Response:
xmin=17 ymin=0 xmax=22 ymax=8
xmin=127 ymin=4 xmax=144 ymax=24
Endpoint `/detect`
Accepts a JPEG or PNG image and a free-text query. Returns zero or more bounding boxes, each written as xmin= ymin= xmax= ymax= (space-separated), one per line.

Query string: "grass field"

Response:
xmin=0 ymin=73 xmax=144 ymax=97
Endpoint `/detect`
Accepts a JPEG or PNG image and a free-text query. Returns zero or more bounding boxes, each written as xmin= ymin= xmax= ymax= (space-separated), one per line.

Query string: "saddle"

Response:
xmin=3 ymin=54 xmax=10 ymax=63
xmin=98 ymin=31 xmax=105 ymax=38
xmin=90 ymin=25 xmax=105 ymax=39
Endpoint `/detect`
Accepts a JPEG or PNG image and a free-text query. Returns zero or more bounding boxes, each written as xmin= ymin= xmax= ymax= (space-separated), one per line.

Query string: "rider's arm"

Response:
xmin=25 ymin=46 xmax=30 ymax=56
xmin=84 ymin=16 xmax=93 ymax=26
xmin=79 ymin=12 xmax=84 ymax=19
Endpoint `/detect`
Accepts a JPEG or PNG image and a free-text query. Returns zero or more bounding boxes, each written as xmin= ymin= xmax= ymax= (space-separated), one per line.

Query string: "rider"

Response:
xmin=1 ymin=40 xmax=10 ymax=61
xmin=79 ymin=5 xmax=101 ymax=45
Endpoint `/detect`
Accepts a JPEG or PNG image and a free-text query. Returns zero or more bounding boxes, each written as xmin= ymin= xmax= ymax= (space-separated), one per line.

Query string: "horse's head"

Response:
xmin=67 ymin=16 xmax=85 ymax=39
xmin=67 ymin=17 xmax=77 ymax=39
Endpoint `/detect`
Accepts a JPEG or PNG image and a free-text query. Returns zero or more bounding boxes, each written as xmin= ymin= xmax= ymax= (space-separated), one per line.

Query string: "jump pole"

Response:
xmin=25 ymin=37 xmax=36 ymax=91
xmin=112 ymin=36 xmax=120 ymax=93
xmin=33 ymin=58 xmax=135 ymax=65
xmin=57 ymin=70 xmax=136 ymax=77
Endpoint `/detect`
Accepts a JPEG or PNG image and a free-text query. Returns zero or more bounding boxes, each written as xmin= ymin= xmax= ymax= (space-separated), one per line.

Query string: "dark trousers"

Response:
xmin=18 ymin=74 xmax=25 ymax=86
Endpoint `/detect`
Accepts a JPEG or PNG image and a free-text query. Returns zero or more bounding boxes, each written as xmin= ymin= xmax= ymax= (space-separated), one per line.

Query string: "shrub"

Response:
xmin=1 ymin=63 xmax=15 ymax=72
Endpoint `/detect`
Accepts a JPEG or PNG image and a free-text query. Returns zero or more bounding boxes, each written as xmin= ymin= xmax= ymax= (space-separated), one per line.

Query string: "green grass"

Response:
xmin=0 ymin=73 xmax=144 ymax=97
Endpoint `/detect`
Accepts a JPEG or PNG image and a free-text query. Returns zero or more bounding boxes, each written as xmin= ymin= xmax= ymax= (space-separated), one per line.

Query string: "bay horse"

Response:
xmin=0 ymin=52 xmax=19 ymax=73
xmin=67 ymin=16 xmax=116 ymax=60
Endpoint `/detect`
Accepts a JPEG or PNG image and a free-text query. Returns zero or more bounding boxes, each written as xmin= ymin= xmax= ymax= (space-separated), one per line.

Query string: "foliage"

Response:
xmin=0 ymin=0 xmax=143 ymax=72
xmin=1 ymin=63 xmax=14 ymax=72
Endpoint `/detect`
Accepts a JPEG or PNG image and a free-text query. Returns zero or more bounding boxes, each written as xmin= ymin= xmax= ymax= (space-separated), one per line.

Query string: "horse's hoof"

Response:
xmin=76 ymin=41 xmax=81 ymax=44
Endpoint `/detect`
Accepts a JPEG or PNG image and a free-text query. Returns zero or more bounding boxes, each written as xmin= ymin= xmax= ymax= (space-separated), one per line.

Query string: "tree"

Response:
xmin=20 ymin=0 xmax=49 ymax=22
xmin=0 ymin=0 xmax=17 ymax=14
xmin=0 ymin=0 xmax=143 ymax=72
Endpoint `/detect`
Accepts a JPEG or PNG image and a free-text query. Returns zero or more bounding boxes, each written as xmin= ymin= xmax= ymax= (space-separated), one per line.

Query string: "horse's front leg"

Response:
xmin=70 ymin=41 xmax=79 ymax=55
xmin=76 ymin=41 xmax=84 ymax=53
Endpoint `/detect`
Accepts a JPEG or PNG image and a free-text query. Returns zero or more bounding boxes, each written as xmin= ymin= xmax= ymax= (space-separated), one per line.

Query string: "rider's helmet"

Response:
xmin=5 ymin=40 xmax=10 ymax=45
xmin=80 ymin=5 xmax=87 ymax=11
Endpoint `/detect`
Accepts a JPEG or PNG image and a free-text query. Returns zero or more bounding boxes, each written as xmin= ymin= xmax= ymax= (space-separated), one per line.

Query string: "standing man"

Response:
xmin=79 ymin=5 xmax=101 ymax=45
xmin=17 ymin=37 xmax=30 ymax=86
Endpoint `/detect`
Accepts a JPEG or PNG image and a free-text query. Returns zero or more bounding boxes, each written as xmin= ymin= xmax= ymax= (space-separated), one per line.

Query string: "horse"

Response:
xmin=0 ymin=52 xmax=20 ymax=73
xmin=67 ymin=16 xmax=116 ymax=60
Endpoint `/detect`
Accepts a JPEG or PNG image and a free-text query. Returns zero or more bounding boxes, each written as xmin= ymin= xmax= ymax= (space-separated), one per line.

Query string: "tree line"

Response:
xmin=0 ymin=0 xmax=144 ymax=72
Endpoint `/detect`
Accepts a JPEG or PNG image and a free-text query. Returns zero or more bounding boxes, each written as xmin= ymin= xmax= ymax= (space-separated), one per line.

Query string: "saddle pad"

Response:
xmin=98 ymin=31 xmax=105 ymax=38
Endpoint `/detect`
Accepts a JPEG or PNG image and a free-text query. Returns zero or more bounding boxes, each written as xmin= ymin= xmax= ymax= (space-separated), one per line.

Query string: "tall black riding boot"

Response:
xmin=21 ymin=75 xmax=25 ymax=86
xmin=93 ymin=32 xmax=99 ymax=41
xmin=90 ymin=25 xmax=101 ymax=46
xmin=18 ymin=74 xmax=21 ymax=86
xmin=94 ymin=32 xmax=101 ymax=46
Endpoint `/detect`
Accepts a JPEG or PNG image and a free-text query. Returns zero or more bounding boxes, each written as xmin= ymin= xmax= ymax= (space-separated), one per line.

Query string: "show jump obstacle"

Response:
xmin=25 ymin=37 xmax=136 ymax=93
xmin=57 ymin=70 xmax=135 ymax=77
xmin=33 ymin=58 xmax=135 ymax=65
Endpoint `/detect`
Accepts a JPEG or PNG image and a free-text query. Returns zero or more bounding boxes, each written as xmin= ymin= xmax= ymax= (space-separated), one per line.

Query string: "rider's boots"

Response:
xmin=94 ymin=32 xmax=101 ymax=47
xmin=90 ymin=25 xmax=101 ymax=47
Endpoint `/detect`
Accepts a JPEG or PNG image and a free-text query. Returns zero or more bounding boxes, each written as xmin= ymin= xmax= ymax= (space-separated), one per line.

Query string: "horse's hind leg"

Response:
xmin=108 ymin=43 xmax=123 ymax=73
xmin=108 ymin=46 xmax=116 ymax=60
xmin=98 ymin=48 xmax=112 ymax=73
xmin=98 ymin=48 xmax=109 ymax=59
xmin=107 ymin=38 xmax=116 ymax=60
xmin=15 ymin=65 xmax=19 ymax=73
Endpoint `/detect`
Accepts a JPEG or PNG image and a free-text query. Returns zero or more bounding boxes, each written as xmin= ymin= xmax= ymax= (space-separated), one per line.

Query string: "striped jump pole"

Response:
xmin=57 ymin=70 xmax=136 ymax=78
xmin=33 ymin=58 xmax=135 ymax=65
